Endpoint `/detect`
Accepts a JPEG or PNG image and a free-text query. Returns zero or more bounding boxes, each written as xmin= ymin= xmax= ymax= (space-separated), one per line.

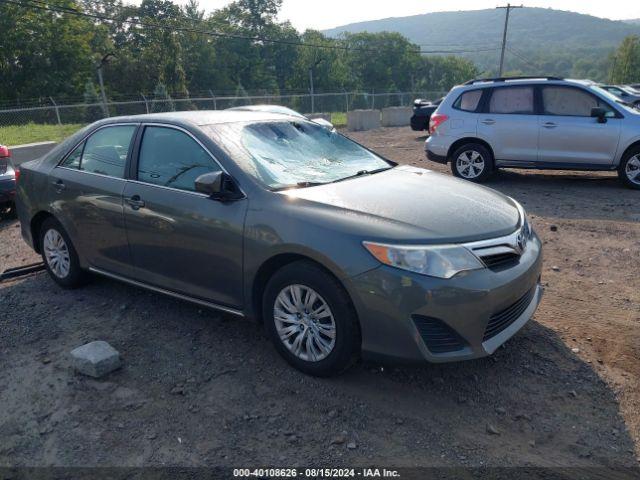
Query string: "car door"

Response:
xmin=122 ymin=124 xmax=247 ymax=309
xmin=477 ymin=85 xmax=539 ymax=162
xmin=51 ymin=124 xmax=137 ymax=275
xmin=538 ymin=86 xmax=621 ymax=166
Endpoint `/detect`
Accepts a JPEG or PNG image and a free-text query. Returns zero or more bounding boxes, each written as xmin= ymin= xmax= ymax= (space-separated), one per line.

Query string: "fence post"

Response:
xmin=209 ymin=90 xmax=217 ymax=110
xmin=141 ymin=94 xmax=150 ymax=114
xmin=49 ymin=97 xmax=62 ymax=125
xmin=371 ymin=91 xmax=375 ymax=110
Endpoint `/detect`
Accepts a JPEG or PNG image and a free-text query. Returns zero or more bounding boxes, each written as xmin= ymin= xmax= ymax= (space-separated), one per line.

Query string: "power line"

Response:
xmin=1 ymin=0 xmax=500 ymax=56
xmin=506 ymin=46 xmax=538 ymax=70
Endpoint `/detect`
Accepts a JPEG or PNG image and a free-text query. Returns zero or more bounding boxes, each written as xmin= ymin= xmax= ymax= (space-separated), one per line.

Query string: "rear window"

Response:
xmin=489 ymin=87 xmax=534 ymax=114
xmin=453 ymin=90 xmax=483 ymax=112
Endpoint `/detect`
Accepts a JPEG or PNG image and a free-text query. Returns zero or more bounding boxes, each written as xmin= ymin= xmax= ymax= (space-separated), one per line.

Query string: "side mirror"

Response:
xmin=591 ymin=107 xmax=607 ymax=124
xmin=194 ymin=171 xmax=242 ymax=201
xmin=312 ymin=118 xmax=336 ymax=131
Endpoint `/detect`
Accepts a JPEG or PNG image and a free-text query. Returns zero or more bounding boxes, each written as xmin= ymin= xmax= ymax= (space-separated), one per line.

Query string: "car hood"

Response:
xmin=281 ymin=165 xmax=521 ymax=243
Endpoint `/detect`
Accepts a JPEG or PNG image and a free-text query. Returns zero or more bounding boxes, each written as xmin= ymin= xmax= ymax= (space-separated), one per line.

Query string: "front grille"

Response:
xmin=479 ymin=251 xmax=521 ymax=271
xmin=484 ymin=287 xmax=536 ymax=342
xmin=412 ymin=315 xmax=467 ymax=353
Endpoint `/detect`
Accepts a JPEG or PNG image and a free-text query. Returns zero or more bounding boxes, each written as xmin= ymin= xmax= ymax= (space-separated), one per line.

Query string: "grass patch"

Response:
xmin=330 ymin=112 xmax=347 ymax=128
xmin=0 ymin=123 xmax=85 ymax=146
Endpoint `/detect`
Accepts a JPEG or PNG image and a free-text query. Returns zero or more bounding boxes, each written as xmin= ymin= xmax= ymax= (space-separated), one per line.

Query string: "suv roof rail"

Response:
xmin=463 ymin=76 xmax=564 ymax=85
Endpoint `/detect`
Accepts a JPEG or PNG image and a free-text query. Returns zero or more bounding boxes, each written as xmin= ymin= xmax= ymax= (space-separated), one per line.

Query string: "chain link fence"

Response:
xmin=0 ymin=91 xmax=446 ymax=146
xmin=0 ymin=91 xmax=446 ymax=129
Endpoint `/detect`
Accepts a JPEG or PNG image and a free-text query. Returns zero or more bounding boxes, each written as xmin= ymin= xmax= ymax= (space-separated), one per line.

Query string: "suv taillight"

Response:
xmin=0 ymin=145 xmax=10 ymax=159
xmin=429 ymin=113 xmax=449 ymax=135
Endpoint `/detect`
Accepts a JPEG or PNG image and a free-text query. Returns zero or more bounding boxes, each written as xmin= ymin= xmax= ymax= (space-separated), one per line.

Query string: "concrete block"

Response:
xmin=381 ymin=107 xmax=412 ymax=127
xmin=70 ymin=341 xmax=121 ymax=378
xmin=347 ymin=110 xmax=381 ymax=131
xmin=9 ymin=141 xmax=57 ymax=166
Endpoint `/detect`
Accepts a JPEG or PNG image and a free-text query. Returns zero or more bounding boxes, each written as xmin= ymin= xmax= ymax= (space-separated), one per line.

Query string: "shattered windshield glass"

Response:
xmin=205 ymin=120 xmax=392 ymax=190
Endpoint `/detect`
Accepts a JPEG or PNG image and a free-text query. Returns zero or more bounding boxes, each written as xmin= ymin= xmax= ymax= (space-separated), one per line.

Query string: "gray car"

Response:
xmin=426 ymin=76 xmax=640 ymax=189
xmin=15 ymin=110 xmax=543 ymax=376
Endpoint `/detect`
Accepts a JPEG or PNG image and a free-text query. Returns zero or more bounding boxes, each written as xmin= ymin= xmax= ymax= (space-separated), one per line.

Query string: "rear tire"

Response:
xmin=450 ymin=143 xmax=494 ymax=183
xmin=39 ymin=217 xmax=88 ymax=288
xmin=262 ymin=260 xmax=360 ymax=377
xmin=618 ymin=146 xmax=640 ymax=190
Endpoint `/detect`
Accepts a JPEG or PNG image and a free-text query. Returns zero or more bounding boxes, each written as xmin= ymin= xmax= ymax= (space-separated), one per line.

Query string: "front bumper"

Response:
xmin=348 ymin=233 xmax=543 ymax=363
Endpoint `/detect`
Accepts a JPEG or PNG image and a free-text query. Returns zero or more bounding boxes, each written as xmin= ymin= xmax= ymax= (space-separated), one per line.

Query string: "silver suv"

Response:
xmin=425 ymin=76 xmax=640 ymax=189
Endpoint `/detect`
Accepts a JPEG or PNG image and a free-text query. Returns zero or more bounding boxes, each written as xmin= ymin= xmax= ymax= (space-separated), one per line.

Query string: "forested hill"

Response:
xmin=324 ymin=8 xmax=640 ymax=79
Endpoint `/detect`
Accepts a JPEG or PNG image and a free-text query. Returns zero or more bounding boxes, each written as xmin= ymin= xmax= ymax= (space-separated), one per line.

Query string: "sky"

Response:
xmin=168 ymin=0 xmax=640 ymax=30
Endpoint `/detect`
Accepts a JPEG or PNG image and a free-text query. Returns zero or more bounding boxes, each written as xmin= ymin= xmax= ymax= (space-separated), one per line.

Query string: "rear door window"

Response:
xmin=137 ymin=126 xmax=222 ymax=192
xmin=488 ymin=87 xmax=535 ymax=114
xmin=60 ymin=125 xmax=136 ymax=178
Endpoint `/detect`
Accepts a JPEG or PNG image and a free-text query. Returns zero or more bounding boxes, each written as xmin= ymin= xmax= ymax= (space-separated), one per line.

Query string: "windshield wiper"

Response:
xmin=330 ymin=166 xmax=393 ymax=184
xmin=273 ymin=181 xmax=328 ymax=191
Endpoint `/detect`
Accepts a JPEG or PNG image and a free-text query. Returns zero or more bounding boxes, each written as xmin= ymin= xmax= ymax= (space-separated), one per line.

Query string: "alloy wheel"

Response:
xmin=626 ymin=154 xmax=640 ymax=186
xmin=43 ymin=228 xmax=71 ymax=278
xmin=456 ymin=150 xmax=485 ymax=179
xmin=273 ymin=284 xmax=336 ymax=362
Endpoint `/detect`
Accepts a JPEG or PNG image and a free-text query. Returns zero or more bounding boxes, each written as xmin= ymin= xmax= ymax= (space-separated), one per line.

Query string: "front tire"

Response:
xmin=618 ymin=147 xmax=640 ymax=190
xmin=40 ymin=217 xmax=88 ymax=288
xmin=262 ymin=261 xmax=360 ymax=377
xmin=450 ymin=143 xmax=494 ymax=183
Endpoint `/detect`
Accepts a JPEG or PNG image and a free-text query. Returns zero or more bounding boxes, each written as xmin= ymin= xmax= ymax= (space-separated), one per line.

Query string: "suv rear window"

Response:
xmin=453 ymin=90 xmax=482 ymax=112
xmin=489 ymin=87 xmax=534 ymax=114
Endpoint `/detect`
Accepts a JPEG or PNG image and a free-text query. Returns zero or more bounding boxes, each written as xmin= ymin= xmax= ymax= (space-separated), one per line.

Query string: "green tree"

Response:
xmin=610 ymin=35 xmax=640 ymax=83
xmin=0 ymin=0 xmax=98 ymax=102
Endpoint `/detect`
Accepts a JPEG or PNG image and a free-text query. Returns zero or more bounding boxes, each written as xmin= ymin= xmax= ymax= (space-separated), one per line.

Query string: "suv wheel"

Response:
xmin=40 ymin=217 xmax=88 ymax=288
xmin=619 ymin=147 xmax=640 ymax=190
xmin=451 ymin=143 xmax=494 ymax=183
xmin=262 ymin=261 xmax=360 ymax=377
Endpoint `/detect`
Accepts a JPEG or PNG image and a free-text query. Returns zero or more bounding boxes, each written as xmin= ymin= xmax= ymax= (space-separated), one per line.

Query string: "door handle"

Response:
xmin=126 ymin=195 xmax=145 ymax=210
xmin=542 ymin=122 xmax=558 ymax=129
xmin=51 ymin=179 xmax=66 ymax=192
xmin=481 ymin=119 xmax=496 ymax=125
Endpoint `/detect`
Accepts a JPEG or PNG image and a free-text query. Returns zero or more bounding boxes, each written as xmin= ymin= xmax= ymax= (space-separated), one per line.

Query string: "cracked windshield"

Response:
xmin=209 ymin=121 xmax=391 ymax=190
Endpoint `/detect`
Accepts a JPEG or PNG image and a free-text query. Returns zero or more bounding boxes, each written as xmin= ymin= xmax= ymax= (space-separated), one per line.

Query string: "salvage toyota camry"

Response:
xmin=15 ymin=110 xmax=543 ymax=376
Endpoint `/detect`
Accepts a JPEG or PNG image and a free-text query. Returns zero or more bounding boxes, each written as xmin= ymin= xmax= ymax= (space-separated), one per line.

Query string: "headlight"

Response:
xmin=363 ymin=242 xmax=484 ymax=279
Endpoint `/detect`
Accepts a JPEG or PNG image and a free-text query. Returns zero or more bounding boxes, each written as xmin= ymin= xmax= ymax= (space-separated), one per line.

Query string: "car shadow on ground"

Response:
xmin=477 ymin=169 xmax=638 ymax=223
xmin=0 ymin=272 xmax=637 ymax=467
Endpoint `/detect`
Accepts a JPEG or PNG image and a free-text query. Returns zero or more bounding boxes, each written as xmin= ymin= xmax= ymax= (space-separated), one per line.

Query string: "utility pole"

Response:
xmin=309 ymin=58 xmax=323 ymax=113
xmin=309 ymin=68 xmax=315 ymax=113
xmin=96 ymin=53 xmax=116 ymax=117
xmin=497 ymin=4 xmax=522 ymax=76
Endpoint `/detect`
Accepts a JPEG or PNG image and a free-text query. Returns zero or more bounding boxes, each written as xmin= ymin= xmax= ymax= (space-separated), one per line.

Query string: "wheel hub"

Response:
xmin=274 ymin=284 xmax=336 ymax=362
xmin=457 ymin=150 xmax=485 ymax=179
xmin=626 ymin=154 xmax=640 ymax=185
xmin=43 ymin=228 xmax=71 ymax=279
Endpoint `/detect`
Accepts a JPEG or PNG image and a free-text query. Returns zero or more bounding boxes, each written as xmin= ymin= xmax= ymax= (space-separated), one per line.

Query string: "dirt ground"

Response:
xmin=0 ymin=126 xmax=639 ymax=469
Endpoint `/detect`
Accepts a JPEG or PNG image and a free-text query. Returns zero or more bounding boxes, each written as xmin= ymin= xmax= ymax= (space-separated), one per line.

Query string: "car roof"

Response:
xmin=226 ymin=105 xmax=306 ymax=118
xmin=459 ymin=77 xmax=597 ymax=89
xmin=93 ymin=109 xmax=302 ymax=127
